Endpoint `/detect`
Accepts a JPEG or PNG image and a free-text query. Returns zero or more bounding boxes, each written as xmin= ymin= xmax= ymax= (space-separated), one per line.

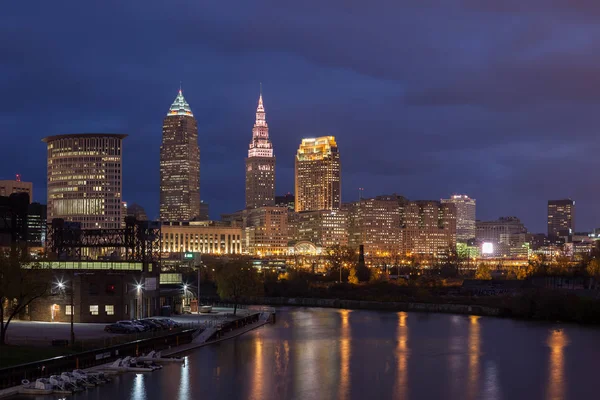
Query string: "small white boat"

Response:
xmin=138 ymin=350 xmax=184 ymax=364
xmin=20 ymin=379 xmax=54 ymax=395
xmin=106 ymin=358 xmax=127 ymax=372
xmin=74 ymin=369 xmax=110 ymax=384
xmin=49 ymin=375 xmax=80 ymax=394
xmin=62 ymin=371 xmax=95 ymax=388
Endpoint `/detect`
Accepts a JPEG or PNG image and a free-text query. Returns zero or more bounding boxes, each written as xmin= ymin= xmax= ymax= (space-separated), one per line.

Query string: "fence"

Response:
xmin=0 ymin=327 xmax=197 ymax=390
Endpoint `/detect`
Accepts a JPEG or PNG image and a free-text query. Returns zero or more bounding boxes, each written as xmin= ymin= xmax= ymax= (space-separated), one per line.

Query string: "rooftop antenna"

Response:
xmin=358 ymin=187 xmax=364 ymax=201
xmin=16 ymin=174 xmax=21 ymax=182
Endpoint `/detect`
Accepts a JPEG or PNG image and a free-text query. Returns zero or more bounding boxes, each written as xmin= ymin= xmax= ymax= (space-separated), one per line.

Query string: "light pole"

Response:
xmin=57 ymin=280 xmax=75 ymax=345
xmin=136 ymin=284 xmax=143 ymax=319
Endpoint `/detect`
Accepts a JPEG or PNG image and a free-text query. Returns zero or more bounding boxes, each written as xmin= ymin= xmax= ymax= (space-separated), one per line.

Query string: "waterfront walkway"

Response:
xmin=162 ymin=312 xmax=272 ymax=356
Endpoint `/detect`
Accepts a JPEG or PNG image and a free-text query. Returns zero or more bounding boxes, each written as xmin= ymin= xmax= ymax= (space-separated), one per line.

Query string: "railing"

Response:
xmin=0 ymin=327 xmax=196 ymax=390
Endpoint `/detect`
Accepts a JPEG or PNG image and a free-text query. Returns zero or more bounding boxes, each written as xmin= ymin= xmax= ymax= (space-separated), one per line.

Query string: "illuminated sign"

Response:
xmin=184 ymin=253 xmax=194 ymax=259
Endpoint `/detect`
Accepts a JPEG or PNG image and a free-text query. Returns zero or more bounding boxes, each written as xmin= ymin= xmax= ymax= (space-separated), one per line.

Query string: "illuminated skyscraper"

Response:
xmin=160 ymin=90 xmax=200 ymax=221
xmin=42 ymin=133 xmax=126 ymax=229
xmin=295 ymin=137 xmax=341 ymax=212
xmin=441 ymin=194 xmax=476 ymax=242
xmin=245 ymin=91 xmax=275 ymax=208
xmin=548 ymin=199 xmax=575 ymax=238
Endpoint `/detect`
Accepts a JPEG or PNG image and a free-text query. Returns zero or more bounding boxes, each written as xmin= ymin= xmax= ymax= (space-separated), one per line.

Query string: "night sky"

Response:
xmin=2 ymin=1 xmax=599 ymax=233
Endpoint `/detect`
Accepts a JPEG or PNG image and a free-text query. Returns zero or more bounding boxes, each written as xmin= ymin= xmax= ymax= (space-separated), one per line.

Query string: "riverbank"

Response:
xmin=244 ymin=296 xmax=503 ymax=317
xmin=0 ymin=309 xmax=272 ymax=395
xmin=242 ymin=291 xmax=600 ymax=324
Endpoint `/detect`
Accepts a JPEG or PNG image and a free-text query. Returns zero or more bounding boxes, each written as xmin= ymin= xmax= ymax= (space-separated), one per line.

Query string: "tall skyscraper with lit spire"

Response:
xmin=245 ymin=89 xmax=275 ymax=208
xmin=160 ymin=89 xmax=200 ymax=221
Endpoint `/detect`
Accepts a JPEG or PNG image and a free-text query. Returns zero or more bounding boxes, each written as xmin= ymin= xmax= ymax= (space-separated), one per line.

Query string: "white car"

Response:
xmin=117 ymin=320 xmax=145 ymax=332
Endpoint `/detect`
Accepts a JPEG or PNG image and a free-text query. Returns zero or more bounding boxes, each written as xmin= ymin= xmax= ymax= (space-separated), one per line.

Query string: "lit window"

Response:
xmin=65 ymin=305 xmax=73 ymax=315
xmin=105 ymin=305 xmax=114 ymax=315
xmin=90 ymin=305 xmax=99 ymax=315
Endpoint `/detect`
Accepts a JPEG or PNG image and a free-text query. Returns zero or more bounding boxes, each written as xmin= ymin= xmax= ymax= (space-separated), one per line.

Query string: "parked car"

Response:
xmin=104 ymin=323 xmax=137 ymax=334
xmin=163 ymin=319 xmax=180 ymax=328
xmin=117 ymin=320 xmax=145 ymax=332
xmin=137 ymin=319 xmax=160 ymax=331
xmin=146 ymin=318 xmax=170 ymax=330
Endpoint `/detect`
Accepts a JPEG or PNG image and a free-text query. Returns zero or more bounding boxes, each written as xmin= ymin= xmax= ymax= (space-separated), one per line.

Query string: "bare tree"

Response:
xmin=0 ymin=253 xmax=50 ymax=345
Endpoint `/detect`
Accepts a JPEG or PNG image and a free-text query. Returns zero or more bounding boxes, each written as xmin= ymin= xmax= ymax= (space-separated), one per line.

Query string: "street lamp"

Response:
xmin=56 ymin=279 xmax=75 ymax=345
xmin=136 ymin=283 xmax=143 ymax=319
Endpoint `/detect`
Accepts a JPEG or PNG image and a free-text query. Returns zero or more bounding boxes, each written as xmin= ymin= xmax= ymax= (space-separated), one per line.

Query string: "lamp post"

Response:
xmin=57 ymin=280 xmax=75 ymax=345
xmin=136 ymin=284 xmax=143 ymax=319
xmin=183 ymin=284 xmax=188 ymax=310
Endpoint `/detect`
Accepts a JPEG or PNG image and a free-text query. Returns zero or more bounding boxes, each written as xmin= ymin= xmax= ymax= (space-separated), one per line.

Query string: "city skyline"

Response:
xmin=2 ymin=2 xmax=598 ymax=232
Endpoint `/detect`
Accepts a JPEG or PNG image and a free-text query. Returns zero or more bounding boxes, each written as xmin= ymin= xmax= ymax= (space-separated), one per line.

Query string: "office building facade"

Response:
xmin=292 ymin=210 xmax=348 ymax=248
xmin=42 ymin=133 xmax=126 ymax=229
xmin=244 ymin=206 xmax=289 ymax=255
xmin=161 ymin=221 xmax=243 ymax=255
xmin=347 ymin=195 xmax=405 ymax=256
xmin=160 ymin=90 xmax=200 ymax=221
xmin=476 ymin=217 xmax=527 ymax=243
xmin=401 ymin=201 xmax=456 ymax=256
xmin=295 ymin=137 xmax=341 ymax=212
xmin=0 ymin=176 xmax=32 ymax=202
xmin=441 ymin=194 xmax=476 ymax=242
xmin=548 ymin=199 xmax=575 ymax=238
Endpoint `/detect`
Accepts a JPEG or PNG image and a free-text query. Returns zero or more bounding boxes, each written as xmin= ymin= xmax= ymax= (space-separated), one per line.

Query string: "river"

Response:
xmin=11 ymin=307 xmax=600 ymax=399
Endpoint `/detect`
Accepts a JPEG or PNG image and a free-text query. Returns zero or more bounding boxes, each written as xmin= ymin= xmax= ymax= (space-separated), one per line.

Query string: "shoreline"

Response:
xmin=245 ymin=297 xmax=503 ymax=318
xmin=0 ymin=311 xmax=273 ymax=398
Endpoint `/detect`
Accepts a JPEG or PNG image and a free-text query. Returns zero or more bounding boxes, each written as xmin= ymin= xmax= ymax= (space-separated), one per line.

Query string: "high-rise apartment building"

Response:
xmin=402 ymin=201 xmax=456 ymax=255
xmin=548 ymin=199 xmax=575 ymax=238
xmin=245 ymin=92 xmax=275 ymax=208
xmin=295 ymin=137 xmax=341 ymax=212
xmin=441 ymin=195 xmax=476 ymax=242
xmin=42 ymin=133 xmax=126 ymax=229
xmin=160 ymin=90 xmax=200 ymax=221
xmin=0 ymin=175 xmax=32 ymax=203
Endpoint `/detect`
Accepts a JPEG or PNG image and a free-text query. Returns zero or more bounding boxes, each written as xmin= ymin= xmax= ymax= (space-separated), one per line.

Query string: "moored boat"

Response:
xmin=20 ymin=379 xmax=54 ymax=395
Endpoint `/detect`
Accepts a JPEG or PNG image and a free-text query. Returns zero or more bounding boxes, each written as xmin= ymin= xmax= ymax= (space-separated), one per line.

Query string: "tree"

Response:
xmin=0 ymin=254 xmax=50 ymax=345
xmin=586 ymin=258 xmax=600 ymax=289
xmin=325 ymin=245 xmax=355 ymax=282
xmin=214 ymin=260 xmax=264 ymax=315
xmin=475 ymin=263 xmax=492 ymax=280
xmin=348 ymin=267 xmax=359 ymax=284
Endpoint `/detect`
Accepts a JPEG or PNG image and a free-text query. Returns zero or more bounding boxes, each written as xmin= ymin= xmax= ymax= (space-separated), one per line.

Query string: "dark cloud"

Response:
xmin=1 ymin=1 xmax=599 ymax=232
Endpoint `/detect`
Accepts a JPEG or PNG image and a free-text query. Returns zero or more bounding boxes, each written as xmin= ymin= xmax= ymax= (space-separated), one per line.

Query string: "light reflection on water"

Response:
xmin=394 ymin=311 xmax=408 ymax=399
xmin=339 ymin=309 xmax=351 ymax=400
xmin=8 ymin=308 xmax=600 ymax=400
xmin=547 ymin=329 xmax=569 ymax=400
xmin=250 ymin=338 xmax=264 ymax=400
xmin=177 ymin=358 xmax=189 ymax=400
xmin=467 ymin=315 xmax=481 ymax=400
xmin=131 ymin=373 xmax=146 ymax=400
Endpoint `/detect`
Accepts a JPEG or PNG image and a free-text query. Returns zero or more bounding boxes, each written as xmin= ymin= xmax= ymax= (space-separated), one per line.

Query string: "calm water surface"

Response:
xmin=14 ymin=307 xmax=600 ymax=399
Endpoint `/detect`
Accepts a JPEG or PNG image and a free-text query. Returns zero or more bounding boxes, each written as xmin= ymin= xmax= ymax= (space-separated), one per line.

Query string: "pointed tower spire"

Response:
xmin=168 ymin=88 xmax=193 ymax=117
